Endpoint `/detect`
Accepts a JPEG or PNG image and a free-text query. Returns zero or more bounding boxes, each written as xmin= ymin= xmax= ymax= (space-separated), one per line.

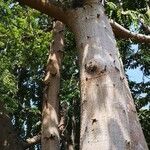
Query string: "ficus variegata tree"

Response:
xmin=14 ymin=0 xmax=150 ymax=149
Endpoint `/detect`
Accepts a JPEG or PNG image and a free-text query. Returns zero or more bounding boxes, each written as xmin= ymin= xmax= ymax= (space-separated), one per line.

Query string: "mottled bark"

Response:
xmin=42 ymin=21 xmax=64 ymax=150
xmin=68 ymin=2 xmax=148 ymax=150
xmin=17 ymin=0 xmax=149 ymax=149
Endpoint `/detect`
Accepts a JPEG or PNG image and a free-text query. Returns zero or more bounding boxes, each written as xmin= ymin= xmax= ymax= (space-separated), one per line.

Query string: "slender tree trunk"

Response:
xmin=68 ymin=2 xmax=148 ymax=150
xmin=73 ymin=99 xmax=80 ymax=150
xmin=0 ymin=104 xmax=23 ymax=150
xmin=42 ymin=21 xmax=64 ymax=150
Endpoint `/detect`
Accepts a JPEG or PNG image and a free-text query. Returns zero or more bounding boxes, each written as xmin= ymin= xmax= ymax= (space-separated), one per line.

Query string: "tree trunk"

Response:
xmin=0 ymin=104 xmax=23 ymax=150
xmin=68 ymin=2 xmax=148 ymax=150
xmin=42 ymin=21 xmax=64 ymax=150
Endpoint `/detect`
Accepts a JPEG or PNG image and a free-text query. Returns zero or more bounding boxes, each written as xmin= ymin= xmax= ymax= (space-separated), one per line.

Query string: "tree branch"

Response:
xmin=110 ymin=19 xmax=150 ymax=43
xmin=18 ymin=0 xmax=67 ymax=23
xmin=23 ymin=133 xmax=41 ymax=149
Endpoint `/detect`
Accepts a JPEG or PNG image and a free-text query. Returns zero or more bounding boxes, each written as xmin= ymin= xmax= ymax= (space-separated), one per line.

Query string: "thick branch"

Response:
xmin=23 ymin=134 xmax=41 ymax=149
xmin=18 ymin=0 xmax=67 ymax=23
xmin=110 ymin=19 xmax=150 ymax=43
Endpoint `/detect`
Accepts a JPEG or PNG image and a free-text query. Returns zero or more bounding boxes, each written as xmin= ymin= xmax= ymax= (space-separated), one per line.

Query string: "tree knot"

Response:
xmin=85 ymin=60 xmax=98 ymax=74
xmin=85 ymin=58 xmax=107 ymax=75
xmin=44 ymin=134 xmax=56 ymax=141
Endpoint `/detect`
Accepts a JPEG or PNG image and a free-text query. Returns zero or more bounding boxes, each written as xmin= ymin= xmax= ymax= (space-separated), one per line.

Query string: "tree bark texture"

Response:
xmin=0 ymin=104 xmax=23 ymax=150
xmin=42 ymin=21 xmax=64 ymax=150
xmin=68 ymin=2 xmax=148 ymax=150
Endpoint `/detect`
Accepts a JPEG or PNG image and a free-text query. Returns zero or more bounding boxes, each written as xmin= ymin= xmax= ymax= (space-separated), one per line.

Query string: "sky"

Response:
xmin=127 ymin=67 xmax=149 ymax=83
xmin=126 ymin=44 xmax=149 ymax=83
xmin=126 ymin=44 xmax=150 ymax=109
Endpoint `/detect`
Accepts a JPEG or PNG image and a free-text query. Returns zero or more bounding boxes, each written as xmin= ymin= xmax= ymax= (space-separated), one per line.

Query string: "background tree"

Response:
xmin=0 ymin=1 xmax=51 ymax=149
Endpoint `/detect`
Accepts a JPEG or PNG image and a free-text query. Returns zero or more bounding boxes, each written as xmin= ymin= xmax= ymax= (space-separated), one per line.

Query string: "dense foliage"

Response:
xmin=0 ymin=1 xmax=52 ymax=149
xmin=0 ymin=0 xmax=149 ymax=149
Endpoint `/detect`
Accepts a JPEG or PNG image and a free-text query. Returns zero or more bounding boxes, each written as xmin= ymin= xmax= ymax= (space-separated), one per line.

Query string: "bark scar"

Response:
xmin=44 ymin=134 xmax=56 ymax=141
xmin=85 ymin=60 xmax=98 ymax=74
xmin=97 ymin=14 xmax=100 ymax=18
xmin=92 ymin=118 xmax=97 ymax=124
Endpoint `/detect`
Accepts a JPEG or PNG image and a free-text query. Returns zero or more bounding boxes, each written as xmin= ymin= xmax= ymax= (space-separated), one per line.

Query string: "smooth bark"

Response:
xmin=16 ymin=0 xmax=149 ymax=149
xmin=18 ymin=0 xmax=67 ymax=23
xmin=42 ymin=21 xmax=64 ymax=150
xmin=68 ymin=2 xmax=148 ymax=150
